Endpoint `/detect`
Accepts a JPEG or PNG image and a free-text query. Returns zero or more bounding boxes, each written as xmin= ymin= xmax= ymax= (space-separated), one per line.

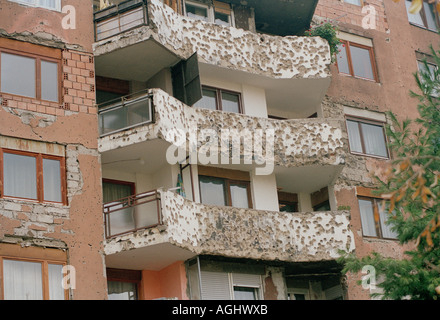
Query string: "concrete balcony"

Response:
xmin=99 ymin=89 xmax=346 ymax=171
xmin=93 ymin=0 xmax=332 ymax=116
xmin=104 ymin=189 xmax=355 ymax=270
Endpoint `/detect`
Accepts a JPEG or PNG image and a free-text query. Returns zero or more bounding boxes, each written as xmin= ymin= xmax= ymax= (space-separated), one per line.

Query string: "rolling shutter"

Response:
xmin=200 ymin=271 xmax=231 ymax=300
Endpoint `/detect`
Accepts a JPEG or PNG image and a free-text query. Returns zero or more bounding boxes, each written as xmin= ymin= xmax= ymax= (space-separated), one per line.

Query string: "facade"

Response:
xmin=0 ymin=0 xmax=437 ymax=300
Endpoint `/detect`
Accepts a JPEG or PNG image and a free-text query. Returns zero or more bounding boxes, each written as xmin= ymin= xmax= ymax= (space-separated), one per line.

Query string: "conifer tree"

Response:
xmin=338 ymin=44 xmax=440 ymax=300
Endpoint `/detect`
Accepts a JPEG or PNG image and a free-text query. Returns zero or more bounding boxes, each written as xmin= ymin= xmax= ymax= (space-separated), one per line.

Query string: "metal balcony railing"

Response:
xmin=103 ymin=189 xmax=162 ymax=238
xmin=98 ymin=90 xmax=154 ymax=137
xmin=94 ymin=0 xmax=149 ymax=41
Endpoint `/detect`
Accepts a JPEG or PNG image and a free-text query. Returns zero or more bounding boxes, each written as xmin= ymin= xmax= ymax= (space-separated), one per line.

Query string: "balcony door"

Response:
xmin=103 ymin=179 xmax=136 ymax=237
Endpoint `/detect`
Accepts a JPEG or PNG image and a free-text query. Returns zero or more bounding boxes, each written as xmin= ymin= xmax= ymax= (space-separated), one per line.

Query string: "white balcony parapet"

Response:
xmin=104 ymin=190 xmax=355 ymax=263
xmin=99 ymin=89 xmax=345 ymax=168
xmin=93 ymin=0 xmax=331 ymax=80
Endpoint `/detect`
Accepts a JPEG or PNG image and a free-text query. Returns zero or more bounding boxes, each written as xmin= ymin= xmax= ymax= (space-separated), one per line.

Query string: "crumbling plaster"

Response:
xmin=105 ymin=190 xmax=355 ymax=263
xmin=99 ymin=89 xmax=346 ymax=168
xmin=93 ymin=0 xmax=331 ymax=80
xmin=0 ymin=106 xmax=107 ymax=299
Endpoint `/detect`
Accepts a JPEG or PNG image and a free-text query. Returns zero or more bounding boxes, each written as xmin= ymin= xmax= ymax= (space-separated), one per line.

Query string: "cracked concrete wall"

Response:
xmin=105 ymin=190 xmax=355 ymax=263
xmin=99 ymin=89 xmax=346 ymax=168
xmin=93 ymin=0 xmax=331 ymax=80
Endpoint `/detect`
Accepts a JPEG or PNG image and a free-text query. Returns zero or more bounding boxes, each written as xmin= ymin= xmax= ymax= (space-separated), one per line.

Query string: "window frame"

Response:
xmin=198 ymin=167 xmax=253 ymax=209
xmin=343 ymin=0 xmax=363 ymax=6
xmin=184 ymin=0 xmax=235 ymax=27
xmin=195 ymin=86 xmax=243 ymax=114
xmin=417 ymin=58 xmax=439 ymax=97
xmin=345 ymin=115 xmax=390 ymax=159
xmin=357 ymin=196 xmax=398 ymax=240
xmin=106 ymin=268 xmax=141 ymax=301
xmin=336 ymin=40 xmax=379 ymax=82
xmin=0 ymin=40 xmax=62 ymax=104
xmin=405 ymin=0 xmax=440 ymax=31
xmin=7 ymin=0 xmax=62 ymax=12
xmin=0 ymin=148 xmax=67 ymax=205
xmin=102 ymin=178 xmax=136 ymax=204
xmin=0 ymin=244 xmax=68 ymax=300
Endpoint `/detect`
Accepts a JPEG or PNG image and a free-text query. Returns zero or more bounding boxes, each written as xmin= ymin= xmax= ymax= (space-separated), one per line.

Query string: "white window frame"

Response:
xmin=344 ymin=0 xmax=362 ymax=6
xmin=287 ymin=288 xmax=311 ymax=300
xmin=417 ymin=59 xmax=439 ymax=97
xmin=184 ymin=0 xmax=235 ymax=27
xmin=199 ymin=270 xmax=262 ymax=300
xmin=8 ymin=0 xmax=61 ymax=12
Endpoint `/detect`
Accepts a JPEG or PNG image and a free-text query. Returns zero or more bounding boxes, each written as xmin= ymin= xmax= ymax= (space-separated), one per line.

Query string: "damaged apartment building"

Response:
xmin=0 ymin=0 xmax=437 ymax=300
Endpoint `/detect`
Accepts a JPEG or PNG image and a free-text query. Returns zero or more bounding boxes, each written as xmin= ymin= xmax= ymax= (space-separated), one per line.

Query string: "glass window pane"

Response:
xmin=346 ymin=120 xmax=363 ymax=153
xmin=1 ymin=52 xmax=36 ymax=98
xmin=3 ymin=152 xmax=37 ymax=200
xmin=336 ymin=43 xmax=350 ymax=75
xmin=358 ymin=199 xmax=377 ymax=237
xmin=406 ymin=0 xmax=425 ymax=26
xmin=199 ymin=176 xmax=227 ymax=206
xmin=3 ymin=260 xmax=43 ymax=300
xmin=350 ymin=45 xmax=375 ymax=80
xmin=194 ymin=88 xmax=217 ymax=110
xmin=41 ymin=60 xmax=58 ymax=102
xmin=108 ymin=281 xmax=138 ymax=300
xmin=43 ymin=158 xmax=62 ymax=202
xmin=186 ymin=3 xmax=209 ymax=22
xmin=424 ymin=2 xmax=438 ymax=30
xmin=378 ymin=201 xmax=399 ymax=239
xmin=230 ymin=183 xmax=249 ymax=208
xmin=345 ymin=0 xmax=361 ymax=5
xmin=221 ymin=92 xmax=240 ymax=113
xmin=102 ymin=181 xmax=133 ymax=203
xmin=215 ymin=12 xmax=231 ymax=26
xmin=234 ymin=287 xmax=258 ymax=300
xmin=360 ymin=122 xmax=388 ymax=157
xmin=38 ymin=0 xmax=60 ymax=10
xmin=48 ymin=264 xmax=65 ymax=300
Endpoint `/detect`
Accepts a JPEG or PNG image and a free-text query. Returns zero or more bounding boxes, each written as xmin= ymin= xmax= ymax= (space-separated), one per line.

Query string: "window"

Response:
xmin=185 ymin=0 xmax=234 ymax=27
xmin=194 ymin=86 xmax=242 ymax=113
xmin=0 ymin=40 xmax=61 ymax=102
xmin=8 ymin=0 xmax=61 ymax=11
xmin=102 ymin=179 xmax=135 ymax=204
xmin=405 ymin=0 xmax=439 ymax=31
xmin=344 ymin=0 xmax=362 ymax=6
xmin=336 ymin=40 xmax=378 ymax=82
xmin=278 ymin=191 xmax=298 ymax=213
xmin=200 ymin=271 xmax=262 ymax=300
xmin=358 ymin=197 xmax=398 ymax=239
xmin=346 ymin=117 xmax=389 ymax=158
xmin=107 ymin=268 xmax=141 ymax=300
xmin=0 ymin=244 xmax=67 ymax=300
xmin=185 ymin=1 xmax=210 ymax=22
xmin=417 ymin=59 xmax=439 ymax=97
xmin=0 ymin=149 xmax=66 ymax=204
xmin=199 ymin=176 xmax=251 ymax=208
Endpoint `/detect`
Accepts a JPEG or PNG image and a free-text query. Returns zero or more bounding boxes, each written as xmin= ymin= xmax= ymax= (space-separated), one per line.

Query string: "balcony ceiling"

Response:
xmin=94 ymin=39 xmax=180 ymax=82
xmin=105 ymin=243 xmax=196 ymax=271
xmin=101 ymin=138 xmax=171 ymax=175
xmin=199 ymin=62 xmax=331 ymax=118
xmin=226 ymin=0 xmax=318 ymax=36
xmin=274 ymin=165 xmax=343 ymax=194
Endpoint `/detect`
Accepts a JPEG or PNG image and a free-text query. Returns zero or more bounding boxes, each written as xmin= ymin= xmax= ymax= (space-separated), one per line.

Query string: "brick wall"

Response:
xmin=315 ymin=0 xmax=389 ymax=33
xmin=0 ymin=49 xmax=96 ymax=117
